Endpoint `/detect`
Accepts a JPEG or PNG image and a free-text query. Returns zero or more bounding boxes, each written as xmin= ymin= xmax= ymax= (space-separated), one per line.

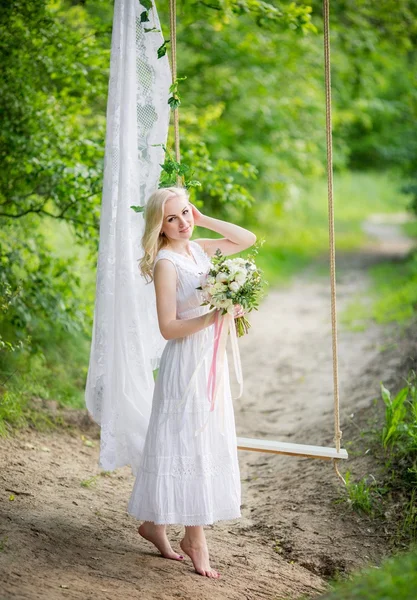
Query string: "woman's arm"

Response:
xmin=192 ymin=205 xmax=256 ymax=257
xmin=154 ymin=259 xmax=216 ymax=340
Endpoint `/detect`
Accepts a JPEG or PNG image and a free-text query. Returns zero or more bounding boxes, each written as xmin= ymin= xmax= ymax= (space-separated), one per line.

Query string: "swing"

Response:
xmin=168 ymin=0 xmax=348 ymax=479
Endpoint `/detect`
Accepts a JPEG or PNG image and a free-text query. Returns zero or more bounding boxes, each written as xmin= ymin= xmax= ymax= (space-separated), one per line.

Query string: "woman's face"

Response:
xmin=160 ymin=195 xmax=194 ymax=242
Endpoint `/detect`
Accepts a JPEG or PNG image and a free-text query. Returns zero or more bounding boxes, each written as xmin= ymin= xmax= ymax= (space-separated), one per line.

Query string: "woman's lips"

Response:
xmin=180 ymin=226 xmax=191 ymax=234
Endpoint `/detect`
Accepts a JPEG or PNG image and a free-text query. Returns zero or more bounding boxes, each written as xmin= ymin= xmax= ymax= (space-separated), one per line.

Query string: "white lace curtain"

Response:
xmin=85 ymin=0 xmax=171 ymax=475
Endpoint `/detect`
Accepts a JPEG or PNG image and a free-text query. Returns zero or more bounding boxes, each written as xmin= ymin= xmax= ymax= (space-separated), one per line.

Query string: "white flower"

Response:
xmin=212 ymin=282 xmax=227 ymax=294
xmin=225 ymin=258 xmax=245 ymax=268
xmin=200 ymin=288 xmax=211 ymax=300
xmin=229 ymin=281 xmax=240 ymax=293
xmin=224 ymin=260 xmax=239 ymax=275
xmin=235 ymin=270 xmax=247 ymax=286
xmin=218 ymin=298 xmax=233 ymax=310
xmin=216 ymin=272 xmax=228 ymax=283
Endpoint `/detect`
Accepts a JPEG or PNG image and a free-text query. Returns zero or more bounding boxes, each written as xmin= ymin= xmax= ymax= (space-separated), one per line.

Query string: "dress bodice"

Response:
xmin=154 ymin=241 xmax=211 ymax=319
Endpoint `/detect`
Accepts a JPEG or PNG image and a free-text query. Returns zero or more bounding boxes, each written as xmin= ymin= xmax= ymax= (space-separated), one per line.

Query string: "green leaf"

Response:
xmin=185 ymin=180 xmax=202 ymax=189
xmin=157 ymin=40 xmax=170 ymax=59
xmin=168 ymin=96 xmax=181 ymax=110
xmin=141 ymin=0 xmax=152 ymax=10
xmin=130 ymin=205 xmax=145 ymax=213
xmin=381 ymin=383 xmax=391 ymax=406
xmin=140 ymin=10 xmax=149 ymax=23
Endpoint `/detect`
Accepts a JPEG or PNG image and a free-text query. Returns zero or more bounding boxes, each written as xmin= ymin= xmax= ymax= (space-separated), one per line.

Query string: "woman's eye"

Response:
xmin=183 ymin=209 xmax=189 ymax=214
xmin=168 ymin=217 xmax=175 ymax=222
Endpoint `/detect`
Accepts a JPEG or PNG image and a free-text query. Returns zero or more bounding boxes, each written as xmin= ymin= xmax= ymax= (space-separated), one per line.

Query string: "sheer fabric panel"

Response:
xmin=85 ymin=0 xmax=171 ymax=475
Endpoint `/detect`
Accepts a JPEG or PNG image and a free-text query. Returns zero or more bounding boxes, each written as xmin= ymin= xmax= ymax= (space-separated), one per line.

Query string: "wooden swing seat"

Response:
xmin=237 ymin=437 xmax=348 ymax=460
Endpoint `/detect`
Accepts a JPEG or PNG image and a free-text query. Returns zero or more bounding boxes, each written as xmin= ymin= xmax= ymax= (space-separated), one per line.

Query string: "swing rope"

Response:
xmin=169 ymin=0 xmax=181 ymax=184
xmin=167 ymin=0 xmax=346 ymax=483
xmin=323 ymin=0 xmax=345 ymax=485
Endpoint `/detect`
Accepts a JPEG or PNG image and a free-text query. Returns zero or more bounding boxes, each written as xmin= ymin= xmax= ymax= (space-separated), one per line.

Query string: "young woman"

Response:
xmin=127 ymin=186 xmax=256 ymax=578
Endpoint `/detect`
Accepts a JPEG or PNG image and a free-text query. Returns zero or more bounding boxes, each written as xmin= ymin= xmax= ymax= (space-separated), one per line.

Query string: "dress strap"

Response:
xmin=154 ymin=244 xmax=207 ymax=276
xmin=153 ymin=250 xmax=178 ymax=274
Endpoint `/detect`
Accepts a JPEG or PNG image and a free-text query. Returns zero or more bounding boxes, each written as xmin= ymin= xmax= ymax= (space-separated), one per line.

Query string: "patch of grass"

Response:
xmin=254 ymin=170 xmax=411 ymax=285
xmin=343 ymin=471 xmax=381 ymax=515
xmin=80 ymin=475 xmax=99 ymax=488
xmin=0 ymin=536 xmax=8 ymax=552
xmin=0 ymin=333 xmax=90 ymax=436
xmin=99 ymin=470 xmax=113 ymax=477
xmin=340 ymin=297 xmax=371 ymax=332
xmin=370 ymin=255 xmax=417 ymax=325
xmin=320 ymin=545 xmax=417 ymax=600
xmin=341 ymin=252 xmax=417 ymax=330
xmin=381 ymin=373 xmax=417 ymax=490
xmin=0 ymin=387 xmax=69 ymax=436
xmin=380 ymin=383 xmax=409 ymax=449
xmin=337 ymin=374 xmax=417 ymax=551
xmin=0 ymin=390 xmax=27 ymax=435
xmin=342 ymin=375 xmax=417 ymax=535
xmin=403 ymin=219 xmax=417 ymax=239
xmin=0 ymin=327 xmax=91 ymax=436
xmin=398 ymin=490 xmax=417 ymax=542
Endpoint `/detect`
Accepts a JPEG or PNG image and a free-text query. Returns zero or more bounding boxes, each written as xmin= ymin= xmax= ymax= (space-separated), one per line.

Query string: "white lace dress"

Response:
xmin=127 ymin=241 xmax=242 ymax=525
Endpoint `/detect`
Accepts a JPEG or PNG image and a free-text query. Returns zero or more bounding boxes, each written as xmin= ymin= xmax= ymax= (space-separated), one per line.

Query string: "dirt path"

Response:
xmin=1 ymin=214 xmax=415 ymax=600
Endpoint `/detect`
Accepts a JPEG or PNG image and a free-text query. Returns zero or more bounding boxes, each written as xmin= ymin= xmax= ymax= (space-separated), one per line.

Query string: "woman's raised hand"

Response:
xmin=190 ymin=203 xmax=205 ymax=226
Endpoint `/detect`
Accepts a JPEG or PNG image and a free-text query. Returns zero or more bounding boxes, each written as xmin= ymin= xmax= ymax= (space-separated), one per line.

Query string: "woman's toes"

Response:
xmin=138 ymin=523 xmax=185 ymax=562
xmin=162 ymin=550 xmax=184 ymax=561
xmin=203 ymin=568 xmax=219 ymax=578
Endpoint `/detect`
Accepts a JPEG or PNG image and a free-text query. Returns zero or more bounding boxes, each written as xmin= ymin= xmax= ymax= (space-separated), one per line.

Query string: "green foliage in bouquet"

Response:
xmin=198 ymin=243 xmax=265 ymax=337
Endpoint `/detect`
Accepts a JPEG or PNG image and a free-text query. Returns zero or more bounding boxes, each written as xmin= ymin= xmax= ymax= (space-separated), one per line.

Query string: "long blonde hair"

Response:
xmin=139 ymin=186 xmax=189 ymax=282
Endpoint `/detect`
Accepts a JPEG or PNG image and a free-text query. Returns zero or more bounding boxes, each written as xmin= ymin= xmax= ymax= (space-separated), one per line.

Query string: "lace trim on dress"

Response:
xmin=130 ymin=509 xmax=241 ymax=527
xmin=154 ymin=243 xmax=209 ymax=277
xmin=140 ymin=453 xmax=237 ymax=478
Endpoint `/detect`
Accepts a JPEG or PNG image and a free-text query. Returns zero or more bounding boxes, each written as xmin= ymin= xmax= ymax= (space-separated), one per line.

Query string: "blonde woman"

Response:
xmin=127 ymin=186 xmax=256 ymax=578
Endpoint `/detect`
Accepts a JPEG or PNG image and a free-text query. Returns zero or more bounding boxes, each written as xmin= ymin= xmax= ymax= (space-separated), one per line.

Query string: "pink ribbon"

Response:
xmin=206 ymin=311 xmax=243 ymax=419
xmin=207 ymin=310 xmax=225 ymax=412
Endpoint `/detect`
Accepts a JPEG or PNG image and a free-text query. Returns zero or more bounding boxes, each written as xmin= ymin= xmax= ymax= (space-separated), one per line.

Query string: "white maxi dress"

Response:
xmin=127 ymin=241 xmax=242 ymax=526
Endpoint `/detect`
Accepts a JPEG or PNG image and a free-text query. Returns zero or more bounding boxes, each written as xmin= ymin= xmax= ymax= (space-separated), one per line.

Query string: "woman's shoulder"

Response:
xmin=153 ymin=248 xmax=177 ymax=272
xmin=155 ymin=247 xmax=173 ymax=260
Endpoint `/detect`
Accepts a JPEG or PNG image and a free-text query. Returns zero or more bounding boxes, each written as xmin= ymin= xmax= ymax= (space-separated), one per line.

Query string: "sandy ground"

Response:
xmin=0 ymin=214 xmax=416 ymax=600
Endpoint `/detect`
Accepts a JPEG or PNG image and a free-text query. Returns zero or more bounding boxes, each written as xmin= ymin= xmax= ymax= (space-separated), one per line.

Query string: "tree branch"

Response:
xmin=0 ymin=205 xmax=93 ymax=228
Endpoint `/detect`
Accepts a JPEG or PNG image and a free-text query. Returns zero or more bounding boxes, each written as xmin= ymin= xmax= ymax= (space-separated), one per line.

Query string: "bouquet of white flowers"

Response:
xmin=198 ymin=249 xmax=264 ymax=337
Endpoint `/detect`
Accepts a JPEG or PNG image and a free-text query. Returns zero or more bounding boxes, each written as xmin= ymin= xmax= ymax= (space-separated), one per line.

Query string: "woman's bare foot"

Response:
xmin=138 ymin=522 xmax=184 ymax=561
xmin=180 ymin=526 xmax=220 ymax=578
